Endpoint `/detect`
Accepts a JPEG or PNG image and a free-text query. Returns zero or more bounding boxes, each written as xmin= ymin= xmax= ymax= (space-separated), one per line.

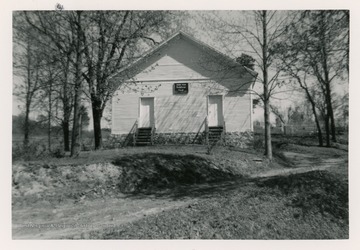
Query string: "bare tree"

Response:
xmin=55 ymin=55 xmax=74 ymax=152
xmin=80 ymin=11 xmax=173 ymax=149
xmin=24 ymin=10 xmax=87 ymax=156
xmin=13 ymin=15 xmax=44 ymax=146
xmin=207 ymin=10 xmax=292 ymax=160
xmin=22 ymin=10 xmax=177 ymax=154
xmin=277 ymin=10 xmax=349 ymax=146
xmin=68 ymin=11 xmax=85 ymax=157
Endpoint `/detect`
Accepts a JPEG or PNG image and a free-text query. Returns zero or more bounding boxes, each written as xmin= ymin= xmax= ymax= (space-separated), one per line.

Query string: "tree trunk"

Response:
xmin=23 ymin=37 xmax=31 ymax=147
xmin=79 ymin=110 xmax=83 ymax=150
xmin=62 ymin=120 xmax=70 ymax=151
xmin=70 ymin=11 xmax=83 ymax=157
xmin=319 ymin=11 xmax=336 ymax=143
xmin=92 ymin=99 xmax=103 ymax=150
xmin=324 ymin=113 xmax=331 ymax=147
xmin=314 ymin=111 xmax=323 ymax=147
xmin=48 ymin=80 xmax=52 ymax=151
xmin=302 ymin=84 xmax=323 ymax=146
xmin=262 ymin=10 xmax=272 ymax=160
xmin=71 ymin=77 xmax=82 ymax=156
xmin=264 ymin=97 xmax=272 ymax=159
xmin=23 ymin=103 xmax=30 ymax=147
xmin=308 ymin=101 xmax=323 ymax=147
xmin=309 ymin=99 xmax=323 ymax=147
xmin=62 ymin=58 xmax=71 ymax=152
xmin=71 ymin=81 xmax=82 ymax=156
xmin=328 ymin=93 xmax=336 ymax=142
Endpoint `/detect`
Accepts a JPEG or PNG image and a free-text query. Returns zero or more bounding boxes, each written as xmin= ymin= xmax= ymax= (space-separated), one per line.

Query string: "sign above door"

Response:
xmin=173 ymin=83 xmax=188 ymax=94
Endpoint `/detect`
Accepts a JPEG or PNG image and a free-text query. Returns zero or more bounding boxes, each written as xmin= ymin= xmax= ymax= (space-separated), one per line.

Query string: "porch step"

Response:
xmin=135 ymin=127 xmax=153 ymax=146
xmin=208 ymin=126 xmax=224 ymax=143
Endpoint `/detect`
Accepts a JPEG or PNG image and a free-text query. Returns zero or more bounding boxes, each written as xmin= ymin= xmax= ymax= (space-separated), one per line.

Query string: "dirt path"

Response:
xmin=12 ymin=195 xmax=199 ymax=239
xmin=12 ymin=149 xmax=347 ymax=239
xmin=251 ymin=151 xmax=347 ymax=178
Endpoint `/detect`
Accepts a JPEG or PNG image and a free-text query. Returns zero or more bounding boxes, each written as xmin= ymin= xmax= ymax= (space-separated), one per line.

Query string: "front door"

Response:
xmin=139 ymin=97 xmax=154 ymax=128
xmin=208 ymin=95 xmax=223 ymax=126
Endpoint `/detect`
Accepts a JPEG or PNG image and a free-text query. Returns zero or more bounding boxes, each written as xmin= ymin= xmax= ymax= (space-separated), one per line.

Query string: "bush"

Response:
xmin=12 ymin=142 xmax=48 ymax=161
xmin=50 ymin=147 xmax=65 ymax=158
xmin=253 ymin=135 xmax=264 ymax=150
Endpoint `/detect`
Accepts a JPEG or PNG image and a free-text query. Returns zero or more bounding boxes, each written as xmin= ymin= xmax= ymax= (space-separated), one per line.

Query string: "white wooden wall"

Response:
xmin=111 ymin=37 xmax=254 ymax=134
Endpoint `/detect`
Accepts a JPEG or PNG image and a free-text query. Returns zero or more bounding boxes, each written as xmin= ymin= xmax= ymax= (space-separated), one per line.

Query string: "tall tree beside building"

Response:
xmin=209 ymin=10 xmax=291 ymax=160
xmin=22 ymin=10 xmax=177 ymax=153
xmin=79 ymin=11 xmax=173 ymax=149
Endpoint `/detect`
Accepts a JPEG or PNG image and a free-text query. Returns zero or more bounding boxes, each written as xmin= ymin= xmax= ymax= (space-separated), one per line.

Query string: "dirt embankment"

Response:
xmin=12 ymin=152 xmax=245 ymax=206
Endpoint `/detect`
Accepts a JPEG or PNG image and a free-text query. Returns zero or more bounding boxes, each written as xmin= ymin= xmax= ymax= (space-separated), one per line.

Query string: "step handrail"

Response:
xmin=221 ymin=120 xmax=226 ymax=145
xmin=151 ymin=121 xmax=156 ymax=145
xmin=205 ymin=116 xmax=209 ymax=146
xmin=133 ymin=118 xmax=139 ymax=146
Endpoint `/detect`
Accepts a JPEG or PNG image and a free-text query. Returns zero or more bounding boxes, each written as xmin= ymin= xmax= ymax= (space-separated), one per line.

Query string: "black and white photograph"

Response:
xmin=2 ymin=0 xmax=358 ymax=248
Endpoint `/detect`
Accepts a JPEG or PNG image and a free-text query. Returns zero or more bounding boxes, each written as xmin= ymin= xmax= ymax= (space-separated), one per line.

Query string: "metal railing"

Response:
xmin=150 ymin=120 xmax=156 ymax=145
xmin=205 ymin=116 xmax=209 ymax=145
xmin=191 ymin=116 xmax=208 ymax=144
xmin=221 ymin=120 xmax=226 ymax=145
xmin=132 ymin=118 xmax=139 ymax=147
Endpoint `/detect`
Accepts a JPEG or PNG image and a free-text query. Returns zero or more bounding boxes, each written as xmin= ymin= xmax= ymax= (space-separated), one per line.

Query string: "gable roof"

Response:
xmin=110 ymin=31 xmax=258 ymax=81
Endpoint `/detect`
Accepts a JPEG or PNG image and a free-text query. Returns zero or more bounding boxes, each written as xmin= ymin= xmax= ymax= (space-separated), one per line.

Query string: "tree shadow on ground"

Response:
xmin=121 ymin=177 xmax=250 ymax=200
xmin=121 ymin=169 xmax=348 ymax=223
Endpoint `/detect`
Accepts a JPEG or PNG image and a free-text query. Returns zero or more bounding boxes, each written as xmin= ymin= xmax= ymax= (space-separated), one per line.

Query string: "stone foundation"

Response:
xmin=153 ymin=132 xmax=205 ymax=145
xmin=105 ymin=133 xmax=135 ymax=149
xmin=106 ymin=131 xmax=253 ymax=149
xmin=223 ymin=131 xmax=253 ymax=148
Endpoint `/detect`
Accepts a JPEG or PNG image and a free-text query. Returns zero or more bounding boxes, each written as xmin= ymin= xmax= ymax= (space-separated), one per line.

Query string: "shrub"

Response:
xmin=50 ymin=147 xmax=65 ymax=158
xmin=253 ymin=135 xmax=264 ymax=150
xmin=12 ymin=142 xmax=48 ymax=161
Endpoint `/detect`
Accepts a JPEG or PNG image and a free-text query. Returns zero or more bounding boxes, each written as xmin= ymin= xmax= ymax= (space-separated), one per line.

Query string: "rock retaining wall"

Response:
xmin=106 ymin=131 xmax=253 ymax=149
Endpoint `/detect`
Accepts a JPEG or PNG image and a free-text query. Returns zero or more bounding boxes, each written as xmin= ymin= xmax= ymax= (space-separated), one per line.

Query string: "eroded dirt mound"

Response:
xmin=12 ymin=162 xmax=123 ymax=207
xmin=113 ymin=153 xmax=241 ymax=193
xmin=12 ymin=152 xmax=244 ymax=205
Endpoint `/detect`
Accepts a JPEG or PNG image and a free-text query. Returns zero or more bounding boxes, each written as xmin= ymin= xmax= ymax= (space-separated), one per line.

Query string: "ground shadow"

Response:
xmin=122 ymin=169 xmax=348 ymax=222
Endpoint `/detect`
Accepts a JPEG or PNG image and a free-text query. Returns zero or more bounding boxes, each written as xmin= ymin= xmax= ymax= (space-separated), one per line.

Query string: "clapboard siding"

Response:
xmin=224 ymin=95 xmax=251 ymax=132
xmin=112 ymin=81 xmax=251 ymax=134
xmin=112 ymin=93 xmax=138 ymax=134
xmin=111 ymin=34 xmax=255 ymax=135
xmin=119 ymin=38 xmax=246 ymax=82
